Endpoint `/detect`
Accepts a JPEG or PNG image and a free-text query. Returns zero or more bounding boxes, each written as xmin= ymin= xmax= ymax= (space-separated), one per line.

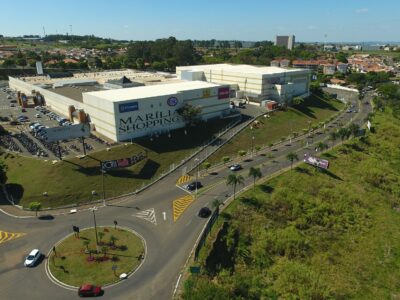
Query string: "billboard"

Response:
xmin=303 ymin=153 xmax=329 ymax=169
xmin=119 ymin=102 xmax=139 ymax=113
xmin=36 ymin=61 xmax=44 ymax=75
xmin=218 ymin=87 xmax=230 ymax=99
xmin=101 ymin=151 xmax=147 ymax=170
xmin=41 ymin=123 xmax=90 ymax=142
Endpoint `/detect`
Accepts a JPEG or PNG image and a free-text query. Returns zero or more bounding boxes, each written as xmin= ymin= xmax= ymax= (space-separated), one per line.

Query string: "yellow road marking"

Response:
xmin=177 ymin=174 xmax=191 ymax=185
xmin=173 ymin=195 xmax=194 ymax=222
xmin=0 ymin=231 xmax=26 ymax=244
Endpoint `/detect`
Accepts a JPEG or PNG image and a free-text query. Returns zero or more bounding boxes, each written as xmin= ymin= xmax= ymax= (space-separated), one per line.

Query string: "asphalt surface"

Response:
xmin=0 ymin=87 xmax=372 ymax=300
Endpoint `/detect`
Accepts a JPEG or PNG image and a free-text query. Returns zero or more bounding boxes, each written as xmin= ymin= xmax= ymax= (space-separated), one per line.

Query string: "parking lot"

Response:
xmin=0 ymin=80 xmax=113 ymax=160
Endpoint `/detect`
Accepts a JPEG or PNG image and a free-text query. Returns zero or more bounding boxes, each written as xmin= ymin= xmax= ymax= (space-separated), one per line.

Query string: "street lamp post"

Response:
xmin=194 ymin=158 xmax=199 ymax=199
xmin=90 ymin=207 xmax=99 ymax=246
xmin=101 ymin=169 xmax=106 ymax=206
xmin=251 ymin=135 xmax=255 ymax=158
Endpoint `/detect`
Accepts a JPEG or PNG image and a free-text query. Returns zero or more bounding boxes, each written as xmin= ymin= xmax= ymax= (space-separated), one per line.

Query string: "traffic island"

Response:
xmin=48 ymin=226 xmax=145 ymax=287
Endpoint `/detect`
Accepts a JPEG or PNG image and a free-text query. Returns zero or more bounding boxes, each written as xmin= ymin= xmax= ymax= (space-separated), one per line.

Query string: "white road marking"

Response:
xmin=162 ymin=211 xmax=166 ymax=221
xmin=133 ymin=208 xmax=157 ymax=225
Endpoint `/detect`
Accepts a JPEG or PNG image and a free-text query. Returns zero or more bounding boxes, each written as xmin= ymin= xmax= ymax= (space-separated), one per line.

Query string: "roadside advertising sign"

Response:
xmin=101 ymin=151 xmax=147 ymax=170
xmin=217 ymin=87 xmax=230 ymax=99
xmin=303 ymin=153 xmax=329 ymax=169
xmin=42 ymin=123 xmax=90 ymax=142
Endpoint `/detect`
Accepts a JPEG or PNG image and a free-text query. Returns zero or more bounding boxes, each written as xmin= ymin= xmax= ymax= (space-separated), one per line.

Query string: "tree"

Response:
xmin=101 ymin=246 xmax=108 ymax=258
xmin=348 ymin=123 xmax=360 ymax=138
xmin=212 ymin=198 xmax=223 ymax=211
xmin=98 ymin=231 xmax=105 ymax=244
xmin=222 ymin=156 xmax=230 ymax=165
xmin=0 ymin=160 xmax=8 ymax=186
xmin=316 ymin=142 xmax=328 ymax=152
xmin=238 ymin=150 xmax=247 ymax=159
xmin=329 ymin=131 xmax=338 ymax=148
xmin=226 ymin=174 xmax=244 ymax=200
xmin=177 ymin=103 xmax=202 ymax=127
xmin=203 ymin=162 xmax=211 ymax=174
xmin=109 ymin=235 xmax=118 ymax=247
xmin=292 ymin=97 xmax=304 ymax=106
xmin=29 ymin=202 xmax=41 ymax=216
xmin=248 ymin=167 xmax=262 ymax=189
xmin=286 ymin=152 xmax=299 ymax=170
xmin=83 ymin=240 xmax=90 ymax=253
xmin=338 ymin=127 xmax=350 ymax=144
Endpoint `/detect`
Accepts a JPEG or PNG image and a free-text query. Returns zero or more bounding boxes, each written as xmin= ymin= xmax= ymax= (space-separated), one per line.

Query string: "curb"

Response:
xmin=45 ymin=225 xmax=147 ymax=291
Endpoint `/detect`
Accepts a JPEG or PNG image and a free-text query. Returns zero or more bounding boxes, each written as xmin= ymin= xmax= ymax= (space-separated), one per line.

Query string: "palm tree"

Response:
xmin=248 ymin=167 xmax=262 ymax=189
xmin=109 ymin=235 xmax=118 ymax=247
xmin=338 ymin=127 xmax=350 ymax=144
xmin=348 ymin=123 xmax=360 ymax=138
xmin=316 ymin=142 xmax=328 ymax=152
xmin=98 ymin=232 xmax=105 ymax=245
xmin=101 ymin=246 xmax=108 ymax=258
xmin=212 ymin=198 xmax=223 ymax=214
xmin=226 ymin=174 xmax=244 ymax=200
xmin=329 ymin=131 xmax=338 ymax=148
xmin=286 ymin=152 xmax=299 ymax=170
xmin=83 ymin=240 xmax=90 ymax=251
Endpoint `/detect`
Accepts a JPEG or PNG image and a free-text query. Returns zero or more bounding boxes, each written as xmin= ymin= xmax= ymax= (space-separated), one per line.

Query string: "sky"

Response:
xmin=1 ymin=0 xmax=399 ymax=42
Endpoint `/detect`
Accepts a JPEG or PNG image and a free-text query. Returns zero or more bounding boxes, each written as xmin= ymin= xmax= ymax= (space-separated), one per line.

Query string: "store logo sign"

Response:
xmin=167 ymin=97 xmax=178 ymax=106
xmin=218 ymin=87 xmax=230 ymax=99
xmin=119 ymin=102 xmax=139 ymax=113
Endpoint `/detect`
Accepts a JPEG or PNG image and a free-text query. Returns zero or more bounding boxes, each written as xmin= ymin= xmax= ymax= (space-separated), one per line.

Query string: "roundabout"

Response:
xmin=47 ymin=226 xmax=145 ymax=288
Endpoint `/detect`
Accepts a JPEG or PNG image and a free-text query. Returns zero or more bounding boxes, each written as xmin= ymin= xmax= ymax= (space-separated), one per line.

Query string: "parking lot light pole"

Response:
xmin=90 ymin=207 xmax=99 ymax=246
xmin=251 ymin=135 xmax=255 ymax=158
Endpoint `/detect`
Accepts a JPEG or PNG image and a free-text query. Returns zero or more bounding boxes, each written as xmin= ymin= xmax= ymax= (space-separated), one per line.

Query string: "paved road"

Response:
xmin=0 ymin=89 xmax=372 ymax=300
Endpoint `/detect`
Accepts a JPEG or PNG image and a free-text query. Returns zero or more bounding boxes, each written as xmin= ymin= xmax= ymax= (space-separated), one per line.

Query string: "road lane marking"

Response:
xmin=133 ymin=208 xmax=157 ymax=225
xmin=177 ymin=174 xmax=191 ymax=185
xmin=0 ymin=230 xmax=26 ymax=244
xmin=162 ymin=211 xmax=166 ymax=221
xmin=173 ymin=195 xmax=194 ymax=222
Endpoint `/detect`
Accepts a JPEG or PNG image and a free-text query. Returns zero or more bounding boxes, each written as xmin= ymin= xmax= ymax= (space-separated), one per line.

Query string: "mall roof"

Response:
xmin=84 ymin=80 xmax=221 ymax=102
xmin=177 ymin=63 xmax=308 ymax=75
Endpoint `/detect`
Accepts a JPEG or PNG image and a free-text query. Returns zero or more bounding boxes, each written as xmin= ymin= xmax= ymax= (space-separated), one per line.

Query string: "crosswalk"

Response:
xmin=173 ymin=195 xmax=194 ymax=222
xmin=177 ymin=174 xmax=191 ymax=185
xmin=0 ymin=230 xmax=26 ymax=245
xmin=133 ymin=208 xmax=157 ymax=225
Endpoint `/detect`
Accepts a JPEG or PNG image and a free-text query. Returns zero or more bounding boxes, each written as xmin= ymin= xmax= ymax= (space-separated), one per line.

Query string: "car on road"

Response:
xmin=24 ymin=249 xmax=41 ymax=267
xmin=229 ymin=164 xmax=242 ymax=171
xmin=78 ymin=284 xmax=103 ymax=297
xmin=198 ymin=207 xmax=212 ymax=218
xmin=184 ymin=181 xmax=203 ymax=191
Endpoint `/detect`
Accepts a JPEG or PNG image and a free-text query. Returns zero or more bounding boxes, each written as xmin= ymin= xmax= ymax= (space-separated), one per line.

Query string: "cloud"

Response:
xmin=355 ymin=8 xmax=369 ymax=13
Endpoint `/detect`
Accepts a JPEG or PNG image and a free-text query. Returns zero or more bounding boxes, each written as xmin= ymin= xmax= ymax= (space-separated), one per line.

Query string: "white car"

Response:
xmin=229 ymin=164 xmax=242 ymax=171
xmin=24 ymin=249 xmax=41 ymax=267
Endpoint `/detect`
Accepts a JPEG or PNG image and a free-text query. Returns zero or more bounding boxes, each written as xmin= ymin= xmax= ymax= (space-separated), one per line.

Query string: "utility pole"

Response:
xmin=101 ymin=169 xmax=106 ymax=206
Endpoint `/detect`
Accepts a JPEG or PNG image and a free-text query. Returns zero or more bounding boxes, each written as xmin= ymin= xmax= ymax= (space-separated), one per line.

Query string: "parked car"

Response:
xmin=78 ymin=284 xmax=103 ymax=297
xmin=184 ymin=181 xmax=203 ymax=191
xmin=24 ymin=249 xmax=41 ymax=267
xmin=198 ymin=207 xmax=212 ymax=218
xmin=229 ymin=164 xmax=242 ymax=171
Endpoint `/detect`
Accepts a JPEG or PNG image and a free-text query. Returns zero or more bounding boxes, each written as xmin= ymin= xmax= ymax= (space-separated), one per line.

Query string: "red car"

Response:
xmin=78 ymin=284 xmax=103 ymax=297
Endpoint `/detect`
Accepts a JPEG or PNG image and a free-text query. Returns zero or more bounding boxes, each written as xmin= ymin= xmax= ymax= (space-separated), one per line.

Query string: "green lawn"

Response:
xmin=183 ymin=109 xmax=400 ymax=299
xmin=3 ymin=118 xmax=232 ymax=208
xmin=207 ymin=93 xmax=344 ymax=165
xmin=49 ymin=227 xmax=144 ymax=287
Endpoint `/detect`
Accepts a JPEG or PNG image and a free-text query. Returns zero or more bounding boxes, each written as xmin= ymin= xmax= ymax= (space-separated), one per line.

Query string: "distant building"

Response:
xmin=323 ymin=45 xmax=337 ymax=52
xmin=280 ymin=59 xmax=290 ymax=68
xmin=336 ymin=63 xmax=348 ymax=74
xmin=270 ymin=60 xmax=280 ymax=67
xmin=275 ymin=35 xmax=295 ymax=50
xmin=323 ymin=64 xmax=336 ymax=75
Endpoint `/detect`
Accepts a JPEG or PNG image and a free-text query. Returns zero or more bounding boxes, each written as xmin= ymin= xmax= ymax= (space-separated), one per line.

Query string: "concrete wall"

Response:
xmin=8 ymin=76 xmax=84 ymax=117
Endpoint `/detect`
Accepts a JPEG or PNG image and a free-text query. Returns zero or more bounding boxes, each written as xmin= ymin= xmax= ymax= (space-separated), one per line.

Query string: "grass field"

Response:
xmin=49 ymin=227 xmax=144 ymax=287
xmin=206 ymin=93 xmax=344 ymax=165
xmin=183 ymin=109 xmax=400 ymax=299
xmin=3 ymin=118 xmax=232 ymax=208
